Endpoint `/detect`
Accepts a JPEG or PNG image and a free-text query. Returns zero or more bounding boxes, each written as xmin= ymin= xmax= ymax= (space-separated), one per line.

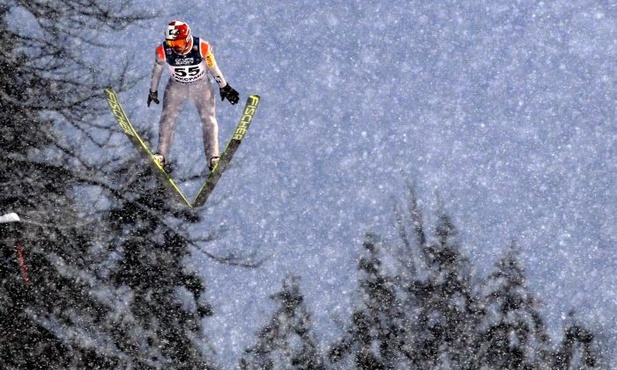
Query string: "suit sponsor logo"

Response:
xmin=206 ymin=54 xmax=215 ymax=68
xmin=175 ymin=57 xmax=195 ymax=65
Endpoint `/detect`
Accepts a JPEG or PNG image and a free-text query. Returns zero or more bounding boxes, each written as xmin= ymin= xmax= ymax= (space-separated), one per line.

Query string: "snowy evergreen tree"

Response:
xmin=553 ymin=311 xmax=604 ymax=370
xmin=240 ymin=274 xmax=324 ymax=370
xmin=404 ymin=211 xmax=482 ymax=369
xmin=387 ymin=188 xmax=492 ymax=368
xmin=329 ymin=234 xmax=409 ymax=369
xmin=101 ymin=176 xmax=217 ymax=369
xmin=476 ymin=245 xmax=552 ymax=369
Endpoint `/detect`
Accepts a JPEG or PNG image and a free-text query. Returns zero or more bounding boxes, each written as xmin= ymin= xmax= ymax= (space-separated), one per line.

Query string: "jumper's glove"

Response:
xmin=220 ymin=84 xmax=239 ymax=105
xmin=147 ymin=90 xmax=159 ymax=107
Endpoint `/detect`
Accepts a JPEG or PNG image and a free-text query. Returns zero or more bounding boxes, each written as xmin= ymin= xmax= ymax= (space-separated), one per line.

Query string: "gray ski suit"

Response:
xmin=149 ymin=36 xmax=228 ymax=165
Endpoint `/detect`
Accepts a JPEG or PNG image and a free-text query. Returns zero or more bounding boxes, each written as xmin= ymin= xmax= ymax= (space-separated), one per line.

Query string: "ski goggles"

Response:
xmin=166 ymin=39 xmax=188 ymax=48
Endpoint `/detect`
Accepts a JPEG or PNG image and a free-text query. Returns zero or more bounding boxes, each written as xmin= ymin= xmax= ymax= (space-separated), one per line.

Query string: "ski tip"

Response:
xmin=103 ymin=87 xmax=116 ymax=99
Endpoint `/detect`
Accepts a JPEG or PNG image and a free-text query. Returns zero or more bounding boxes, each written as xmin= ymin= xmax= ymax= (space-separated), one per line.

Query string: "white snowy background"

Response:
xmin=16 ymin=0 xmax=617 ymax=367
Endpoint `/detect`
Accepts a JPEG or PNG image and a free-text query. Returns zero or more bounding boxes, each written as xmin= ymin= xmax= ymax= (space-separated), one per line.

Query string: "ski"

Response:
xmin=104 ymin=88 xmax=193 ymax=207
xmin=192 ymin=94 xmax=260 ymax=208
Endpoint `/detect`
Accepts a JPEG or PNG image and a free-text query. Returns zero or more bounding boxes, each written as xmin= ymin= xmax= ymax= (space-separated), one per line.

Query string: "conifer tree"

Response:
xmin=102 ymin=176 xmax=217 ymax=369
xmin=240 ymin=274 xmax=324 ymax=370
xmin=553 ymin=311 xmax=604 ymax=370
xmin=386 ymin=187 xmax=491 ymax=368
xmin=403 ymin=211 xmax=481 ymax=369
xmin=329 ymin=234 xmax=409 ymax=369
xmin=476 ymin=245 xmax=551 ymax=369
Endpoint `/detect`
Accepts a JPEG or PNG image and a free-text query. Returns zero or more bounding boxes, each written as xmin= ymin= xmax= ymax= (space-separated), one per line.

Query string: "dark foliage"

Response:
xmin=475 ymin=245 xmax=551 ymax=369
xmin=323 ymin=188 xmax=608 ymax=370
xmin=0 ymin=3 xmax=120 ymax=367
xmin=240 ymin=275 xmax=325 ymax=370
xmin=553 ymin=311 xmax=602 ymax=370
xmin=0 ymin=2 xmax=220 ymax=368
xmin=103 ymin=178 xmax=217 ymax=369
xmin=329 ymin=235 xmax=408 ymax=369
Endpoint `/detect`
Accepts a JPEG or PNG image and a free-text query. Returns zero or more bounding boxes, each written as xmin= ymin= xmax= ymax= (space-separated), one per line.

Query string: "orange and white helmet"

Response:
xmin=165 ymin=20 xmax=192 ymax=53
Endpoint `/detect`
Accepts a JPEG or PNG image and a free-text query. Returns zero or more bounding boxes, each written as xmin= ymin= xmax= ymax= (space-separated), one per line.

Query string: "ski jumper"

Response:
xmin=150 ymin=36 xmax=228 ymax=164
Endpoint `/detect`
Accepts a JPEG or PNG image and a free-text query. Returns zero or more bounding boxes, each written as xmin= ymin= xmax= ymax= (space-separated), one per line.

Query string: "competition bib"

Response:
xmin=169 ymin=62 xmax=206 ymax=84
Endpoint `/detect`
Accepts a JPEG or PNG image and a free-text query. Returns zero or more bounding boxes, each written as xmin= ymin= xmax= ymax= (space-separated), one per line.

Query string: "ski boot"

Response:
xmin=209 ymin=156 xmax=220 ymax=171
xmin=153 ymin=153 xmax=165 ymax=167
xmin=153 ymin=153 xmax=173 ymax=173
